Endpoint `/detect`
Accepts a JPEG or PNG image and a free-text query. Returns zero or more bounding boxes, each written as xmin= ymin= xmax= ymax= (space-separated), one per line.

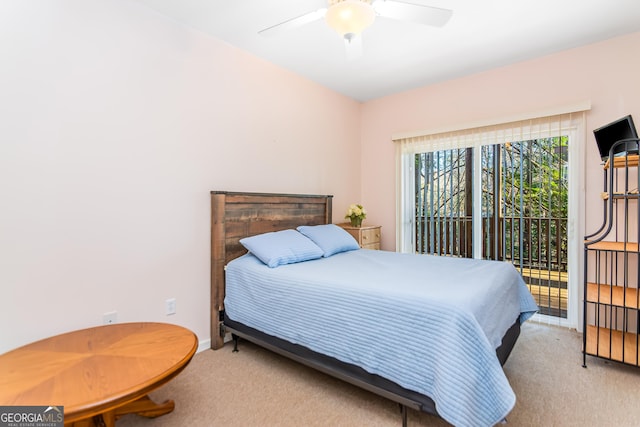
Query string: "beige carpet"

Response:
xmin=118 ymin=322 xmax=640 ymax=426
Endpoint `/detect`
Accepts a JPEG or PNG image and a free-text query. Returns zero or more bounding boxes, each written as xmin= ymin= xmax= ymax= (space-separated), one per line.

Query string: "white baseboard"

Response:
xmin=197 ymin=339 xmax=211 ymax=353
xmin=196 ymin=333 xmax=232 ymax=353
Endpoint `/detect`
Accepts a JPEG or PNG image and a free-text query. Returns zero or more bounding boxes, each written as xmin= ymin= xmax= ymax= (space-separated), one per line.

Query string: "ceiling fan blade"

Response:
xmin=344 ymin=35 xmax=363 ymax=60
xmin=258 ymin=8 xmax=327 ymax=38
xmin=373 ymin=0 xmax=453 ymax=27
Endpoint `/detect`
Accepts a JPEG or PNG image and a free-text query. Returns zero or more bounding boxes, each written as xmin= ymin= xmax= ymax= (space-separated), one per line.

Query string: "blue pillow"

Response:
xmin=297 ymin=224 xmax=360 ymax=257
xmin=239 ymin=229 xmax=324 ymax=268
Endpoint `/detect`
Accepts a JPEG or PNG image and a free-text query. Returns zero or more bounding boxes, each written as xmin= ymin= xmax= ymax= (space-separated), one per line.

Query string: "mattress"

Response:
xmin=224 ymin=249 xmax=538 ymax=427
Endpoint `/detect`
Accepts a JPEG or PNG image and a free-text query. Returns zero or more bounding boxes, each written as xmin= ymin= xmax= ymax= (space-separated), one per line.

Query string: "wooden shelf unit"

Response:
xmin=585 ymin=325 xmax=639 ymax=366
xmin=583 ymin=151 xmax=640 ymax=368
xmin=604 ymin=154 xmax=639 ymax=169
xmin=586 ymin=282 xmax=639 ymax=309
xmin=584 ymin=241 xmax=639 ymax=252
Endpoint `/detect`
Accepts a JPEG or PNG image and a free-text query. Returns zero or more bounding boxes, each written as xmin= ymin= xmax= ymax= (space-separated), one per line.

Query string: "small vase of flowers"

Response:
xmin=345 ymin=204 xmax=366 ymax=227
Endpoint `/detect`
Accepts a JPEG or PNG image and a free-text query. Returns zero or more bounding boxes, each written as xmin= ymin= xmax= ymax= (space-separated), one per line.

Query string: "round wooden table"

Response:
xmin=0 ymin=322 xmax=198 ymax=427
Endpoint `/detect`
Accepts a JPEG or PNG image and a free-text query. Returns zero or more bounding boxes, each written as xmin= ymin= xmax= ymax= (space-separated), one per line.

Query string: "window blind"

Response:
xmin=394 ymin=109 xmax=589 ymax=154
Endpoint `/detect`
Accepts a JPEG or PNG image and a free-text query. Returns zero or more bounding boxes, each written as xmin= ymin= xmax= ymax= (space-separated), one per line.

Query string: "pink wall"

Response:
xmin=2 ymin=1 xmax=639 ymax=352
xmin=361 ymin=31 xmax=640 ymax=250
xmin=0 ymin=1 xmax=361 ymax=353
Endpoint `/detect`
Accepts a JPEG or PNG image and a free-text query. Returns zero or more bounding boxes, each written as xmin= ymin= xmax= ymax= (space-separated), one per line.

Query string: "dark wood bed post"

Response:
xmin=210 ymin=192 xmax=227 ymax=350
xmin=210 ymin=191 xmax=333 ymax=350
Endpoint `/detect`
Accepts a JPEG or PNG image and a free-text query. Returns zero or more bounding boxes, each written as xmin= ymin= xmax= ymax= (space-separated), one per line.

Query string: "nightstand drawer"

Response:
xmin=360 ymin=228 xmax=380 ymax=246
xmin=361 ymin=241 xmax=380 ymax=250
xmin=338 ymin=224 xmax=381 ymax=250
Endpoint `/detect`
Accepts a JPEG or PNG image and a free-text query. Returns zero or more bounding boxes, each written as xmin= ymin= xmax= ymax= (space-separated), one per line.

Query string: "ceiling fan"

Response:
xmin=258 ymin=0 xmax=453 ymax=59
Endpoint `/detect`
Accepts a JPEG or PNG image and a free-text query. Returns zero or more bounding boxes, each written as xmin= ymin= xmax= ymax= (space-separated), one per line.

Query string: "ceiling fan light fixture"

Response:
xmin=325 ymin=0 xmax=375 ymax=40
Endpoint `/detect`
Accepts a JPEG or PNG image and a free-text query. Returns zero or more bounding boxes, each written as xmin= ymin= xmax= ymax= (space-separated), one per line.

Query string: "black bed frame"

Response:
xmin=210 ymin=191 xmax=521 ymax=426
xmin=225 ymin=315 xmax=520 ymax=427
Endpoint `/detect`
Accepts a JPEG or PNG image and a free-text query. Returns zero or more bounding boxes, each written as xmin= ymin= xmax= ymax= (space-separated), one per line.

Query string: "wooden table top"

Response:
xmin=0 ymin=322 xmax=198 ymax=424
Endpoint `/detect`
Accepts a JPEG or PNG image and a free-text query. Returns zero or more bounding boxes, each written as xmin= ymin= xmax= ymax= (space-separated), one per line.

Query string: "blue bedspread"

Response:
xmin=225 ymin=249 xmax=538 ymax=427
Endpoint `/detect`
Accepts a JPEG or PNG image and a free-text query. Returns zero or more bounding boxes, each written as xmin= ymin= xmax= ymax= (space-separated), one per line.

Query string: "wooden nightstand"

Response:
xmin=339 ymin=224 xmax=381 ymax=250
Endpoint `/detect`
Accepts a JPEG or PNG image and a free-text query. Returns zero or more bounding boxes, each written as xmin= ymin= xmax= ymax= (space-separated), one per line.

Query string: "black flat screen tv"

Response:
xmin=593 ymin=115 xmax=639 ymax=161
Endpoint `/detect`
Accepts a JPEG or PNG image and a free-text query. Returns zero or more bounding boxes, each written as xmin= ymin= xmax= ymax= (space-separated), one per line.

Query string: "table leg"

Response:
xmin=66 ymin=413 xmax=114 ymax=427
xmin=115 ymin=394 xmax=175 ymax=419
xmin=66 ymin=395 xmax=173 ymax=427
xmin=66 ymin=419 xmax=94 ymax=427
xmin=100 ymin=411 xmax=116 ymax=427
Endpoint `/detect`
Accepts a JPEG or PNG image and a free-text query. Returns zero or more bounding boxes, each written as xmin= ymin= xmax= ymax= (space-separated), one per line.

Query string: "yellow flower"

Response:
xmin=345 ymin=203 xmax=367 ymax=220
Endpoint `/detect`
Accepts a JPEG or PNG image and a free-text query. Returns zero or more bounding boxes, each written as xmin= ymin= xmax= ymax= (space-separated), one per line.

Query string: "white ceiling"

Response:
xmin=135 ymin=0 xmax=640 ymax=102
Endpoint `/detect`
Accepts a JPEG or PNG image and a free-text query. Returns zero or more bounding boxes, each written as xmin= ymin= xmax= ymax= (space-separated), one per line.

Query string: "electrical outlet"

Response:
xmin=165 ymin=298 xmax=176 ymax=315
xmin=103 ymin=311 xmax=117 ymax=325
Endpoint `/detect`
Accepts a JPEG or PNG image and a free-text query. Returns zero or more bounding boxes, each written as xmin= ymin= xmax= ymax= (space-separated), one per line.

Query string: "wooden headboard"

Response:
xmin=210 ymin=191 xmax=333 ymax=349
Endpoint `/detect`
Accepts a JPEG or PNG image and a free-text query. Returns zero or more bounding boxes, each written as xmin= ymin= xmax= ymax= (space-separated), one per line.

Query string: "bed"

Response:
xmin=210 ymin=191 xmax=537 ymax=427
